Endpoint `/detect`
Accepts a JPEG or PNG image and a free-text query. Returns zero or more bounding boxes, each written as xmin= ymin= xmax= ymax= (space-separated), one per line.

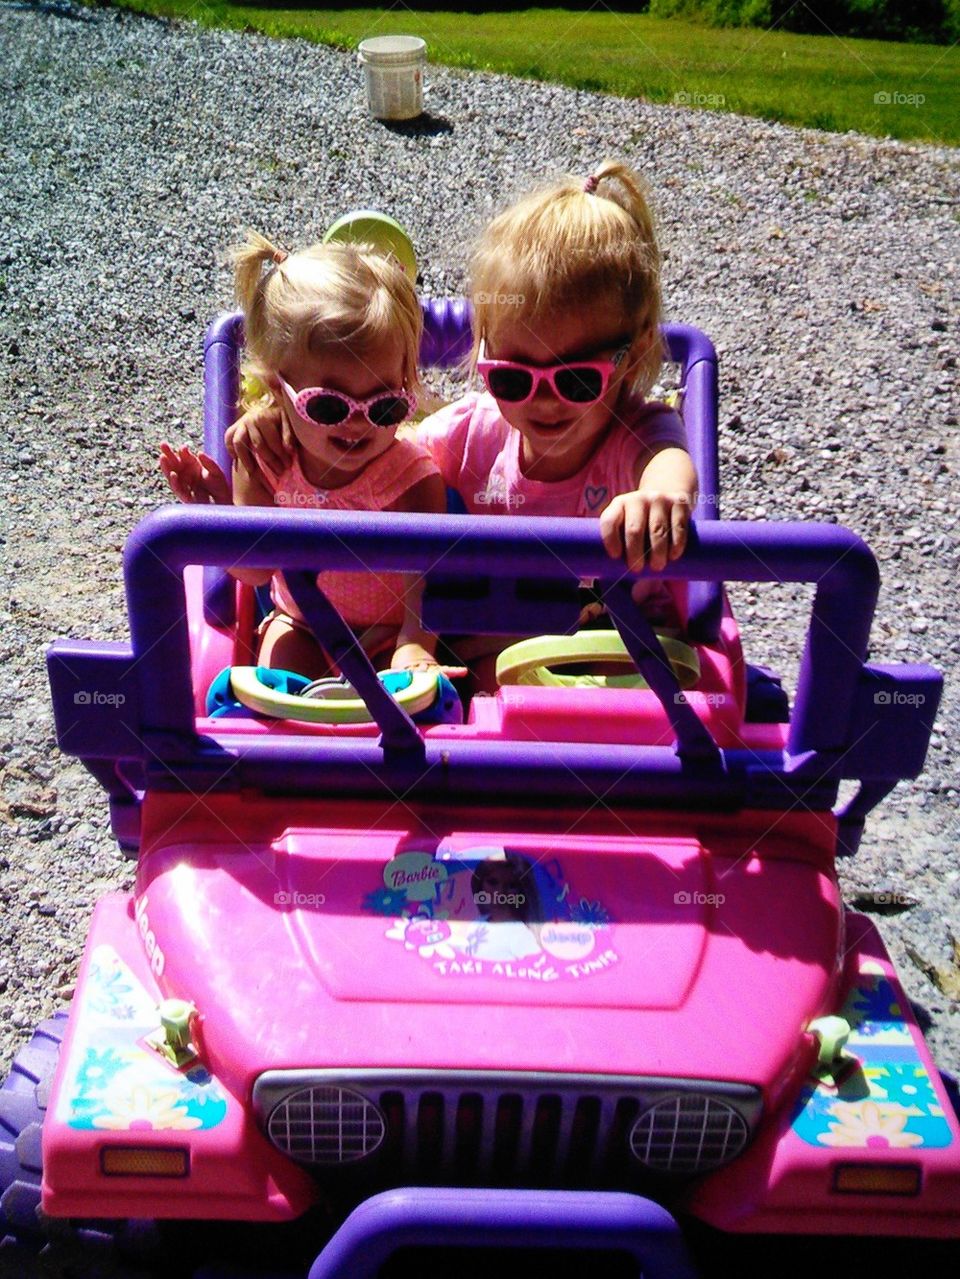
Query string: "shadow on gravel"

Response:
xmin=909 ymin=997 xmax=936 ymax=1035
xmin=380 ymin=111 xmax=454 ymax=138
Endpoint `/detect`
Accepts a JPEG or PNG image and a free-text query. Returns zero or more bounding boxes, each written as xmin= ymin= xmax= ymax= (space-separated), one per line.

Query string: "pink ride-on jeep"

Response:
xmin=2 ymin=300 xmax=958 ymax=1278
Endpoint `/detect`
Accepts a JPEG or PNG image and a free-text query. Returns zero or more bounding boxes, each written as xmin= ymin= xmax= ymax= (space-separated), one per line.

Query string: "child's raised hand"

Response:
xmin=159 ymin=443 xmax=232 ymax=505
xmin=599 ymin=489 xmax=691 ymax=573
xmin=225 ymin=404 xmax=294 ymax=479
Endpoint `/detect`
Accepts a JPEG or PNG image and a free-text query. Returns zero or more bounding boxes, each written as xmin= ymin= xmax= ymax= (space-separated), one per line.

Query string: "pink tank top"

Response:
xmin=257 ymin=437 xmax=439 ymax=629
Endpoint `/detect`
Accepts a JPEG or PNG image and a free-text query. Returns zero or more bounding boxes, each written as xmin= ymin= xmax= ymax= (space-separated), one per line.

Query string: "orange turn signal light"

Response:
xmin=100 ymin=1146 xmax=190 ymax=1178
xmin=833 ymin=1162 xmax=921 ymax=1195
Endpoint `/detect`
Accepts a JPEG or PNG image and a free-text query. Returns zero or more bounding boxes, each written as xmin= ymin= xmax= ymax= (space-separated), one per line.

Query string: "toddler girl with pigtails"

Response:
xmin=160 ymin=232 xmax=448 ymax=679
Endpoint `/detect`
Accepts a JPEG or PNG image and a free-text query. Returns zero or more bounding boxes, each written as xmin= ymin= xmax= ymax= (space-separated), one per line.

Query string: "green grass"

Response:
xmin=109 ymin=3 xmax=958 ymax=145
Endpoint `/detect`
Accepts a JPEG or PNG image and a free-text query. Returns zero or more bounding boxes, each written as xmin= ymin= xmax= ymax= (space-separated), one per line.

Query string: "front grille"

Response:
xmin=267 ymin=1084 xmax=385 ymax=1164
xmin=254 ymin=1071 xmax=761 ymax=1184
xmin=630 ymin=1094 xmax=749 ymax=1172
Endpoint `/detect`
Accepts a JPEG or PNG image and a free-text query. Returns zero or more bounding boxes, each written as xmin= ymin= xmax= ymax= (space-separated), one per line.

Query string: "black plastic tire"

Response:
xmin=0 ymin=1012 xmax=156 ymax=1277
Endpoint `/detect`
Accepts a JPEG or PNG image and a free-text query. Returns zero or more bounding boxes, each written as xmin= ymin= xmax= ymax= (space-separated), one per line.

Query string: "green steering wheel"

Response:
xmin=495 ymin=630 xmax=701 ymax=691
xmin=230 ymin=666 xmax=440 ymax=724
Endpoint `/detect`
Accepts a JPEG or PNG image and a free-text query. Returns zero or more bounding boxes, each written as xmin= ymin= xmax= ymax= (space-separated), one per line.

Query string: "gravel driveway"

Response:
xmin=1 ymin=0 xmax=958 ymax=1120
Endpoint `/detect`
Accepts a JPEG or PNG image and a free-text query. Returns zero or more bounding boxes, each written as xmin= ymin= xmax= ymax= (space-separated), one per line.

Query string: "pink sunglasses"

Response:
xmin=278 ymin=376 xmax=417 ymax=430
xmin=476 ymin=340 xmax=631 ymax=407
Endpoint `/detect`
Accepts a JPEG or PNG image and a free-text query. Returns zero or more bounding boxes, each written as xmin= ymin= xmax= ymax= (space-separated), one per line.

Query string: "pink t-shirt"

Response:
xmin=417 ymin=391 xmax=687 ymax=516
xmin=417 ymin=391 xmax=690 ymax=626
xmin=256 ymin=435 xmax=438 ymax=629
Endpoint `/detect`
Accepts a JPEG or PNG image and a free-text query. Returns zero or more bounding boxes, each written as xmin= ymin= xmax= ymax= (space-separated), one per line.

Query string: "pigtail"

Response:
xmin=231 ymin=231 xmax=288 ymax=321
xmin=223 ymin=231 xmax=422 ymax=399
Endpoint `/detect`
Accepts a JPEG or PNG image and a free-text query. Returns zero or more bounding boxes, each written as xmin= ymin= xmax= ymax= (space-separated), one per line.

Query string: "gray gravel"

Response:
xmin=1 ymin=0 xmax=958 ymax=1104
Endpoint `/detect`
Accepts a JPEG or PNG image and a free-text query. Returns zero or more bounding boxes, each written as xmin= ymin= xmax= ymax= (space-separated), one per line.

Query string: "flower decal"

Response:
xmin=571 ymin=898 xmax=610 ymax=928
xmin=76 ymin=1047 xmax=128 ymax=1090
xmin=465 ymin=924 xmax=489 ymax=957
xmin=848 ymin=977 xmax=901 ymax=1027
xmin=64 ymin=946 xmax=230 ymax=1133
xmin=793 ymin=976 xmax=954 ymax=1150
xmin=87 ymin=953 xmax=140 ymax=1020
xmin=363 ymin=887 xmax=410 ymax=917
xmin=818 ymin=1100 xmax=923 ymax=1149
xmin=92 ymin=1084 xmax=203 ymax=1132
xmin=866 ymin=1063 xmax=937 ymax=1112
xmin=383 ymin=916 xmax=457 ymax=958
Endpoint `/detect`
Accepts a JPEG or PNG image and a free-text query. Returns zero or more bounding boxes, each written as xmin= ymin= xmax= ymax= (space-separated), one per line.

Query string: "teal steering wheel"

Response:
xmin=229 ymin=665 xmax=442 ymax=724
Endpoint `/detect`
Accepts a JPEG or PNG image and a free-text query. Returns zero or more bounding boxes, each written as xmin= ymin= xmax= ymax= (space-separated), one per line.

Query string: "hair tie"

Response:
xmin=583 ymin=174 xmax=600 ymax=194
xmin=272 ymin=248 xmax=288 ymax=265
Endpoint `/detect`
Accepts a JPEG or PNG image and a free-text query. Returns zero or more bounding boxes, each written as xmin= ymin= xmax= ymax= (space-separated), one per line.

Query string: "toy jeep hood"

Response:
xmin=134 ymin=795 xmax=840 ymax=1090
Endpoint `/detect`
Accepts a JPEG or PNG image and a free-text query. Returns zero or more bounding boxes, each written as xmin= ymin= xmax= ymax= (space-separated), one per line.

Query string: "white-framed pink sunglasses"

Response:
xmin=278 ymin=376 xmax=417 ymax=430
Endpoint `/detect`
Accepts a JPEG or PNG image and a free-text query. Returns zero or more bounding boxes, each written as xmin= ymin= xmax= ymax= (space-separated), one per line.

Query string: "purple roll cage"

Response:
xmin=47 ymin=302 xmax=940 ymax=857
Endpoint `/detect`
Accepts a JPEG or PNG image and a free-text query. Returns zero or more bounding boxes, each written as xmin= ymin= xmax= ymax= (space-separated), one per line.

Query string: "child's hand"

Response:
xmin=225 ymin=404 xmax=294 ymax=479
xmin=159 ymin=443 xmax=232 ymax=505
xmin=390 ymin=642 xmax=467 ymax=679
xmin=600 ymin=490 xmax=691 ymax=573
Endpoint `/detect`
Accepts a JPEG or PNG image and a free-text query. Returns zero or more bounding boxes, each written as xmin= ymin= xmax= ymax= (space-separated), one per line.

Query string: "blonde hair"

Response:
xmin=469 ymin=160 xmax=664 ymax=397
xmin=232 ymin=231 xmax=422 ymax=399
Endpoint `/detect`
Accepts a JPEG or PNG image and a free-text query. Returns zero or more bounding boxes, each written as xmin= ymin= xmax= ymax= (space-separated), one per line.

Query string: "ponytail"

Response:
xmin=584 ymin=159 xmax=660 ymax=279
xmin=470 ymin=158 xmax=665 ymax=398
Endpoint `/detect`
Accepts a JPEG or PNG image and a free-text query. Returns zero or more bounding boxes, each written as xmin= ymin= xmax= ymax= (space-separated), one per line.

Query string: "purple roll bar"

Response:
xmin=121 ymin=506 xmax=876 ymax=763
xmin=47 ymin=504 xmax=940 ymax=845
xmin=304 ymin=1187 xmax=698 ymax=1279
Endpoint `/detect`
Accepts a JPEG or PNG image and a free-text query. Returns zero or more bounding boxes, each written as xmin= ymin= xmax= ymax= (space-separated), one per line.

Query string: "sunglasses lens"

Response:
xmin=487 ymin=366 xmax=534 ymax=402
xmin=368 ymin=395 xmax=410 ymax=427
xmin=303 ymin=394 xmax=349 ymax=426
xmin=555 ymin=366 xmax=604 ymax=403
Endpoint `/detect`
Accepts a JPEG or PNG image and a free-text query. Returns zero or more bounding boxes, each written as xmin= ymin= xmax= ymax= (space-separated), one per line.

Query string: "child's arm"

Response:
xmin=599 ymin=445 xmax=697 ymax=573
xmin=388 ymin=472 xmax=461 ymax=672
xmin=159 ymin=443 xmax=232 ymax=505
xmin=227 ymin=457 xmax=277 ymax=588
xmin=225 ymin=403 xmax=295 ymax=479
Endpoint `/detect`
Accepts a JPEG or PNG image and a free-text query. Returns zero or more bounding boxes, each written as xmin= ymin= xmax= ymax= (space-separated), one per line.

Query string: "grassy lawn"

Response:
xmin=110 ymin=3 xmax=958 ymax=145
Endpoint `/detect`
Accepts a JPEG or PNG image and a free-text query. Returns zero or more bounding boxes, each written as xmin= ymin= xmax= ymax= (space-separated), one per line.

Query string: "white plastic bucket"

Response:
xmin=358 ymin=36 xmax=426 ymax=121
